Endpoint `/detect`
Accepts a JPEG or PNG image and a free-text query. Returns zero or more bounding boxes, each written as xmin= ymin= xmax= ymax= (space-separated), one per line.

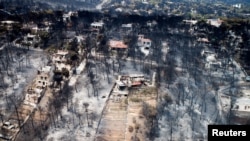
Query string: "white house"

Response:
xmin=63 ymin=11 xmax=78 ymax=22
xmin=90 ymin=22 xmax=104 ymax=31
xmin=232 ymin=4 xmax=242 ymax=9
xmin=35 ymin=66 xmax=51 ymax=88
xmin=52 ymin=50 xmax=69 ymax=64
xmin=137 ymin=34 xmax=151 ymax=48
xmin=232 ymin=98 xmax=250 ymax=117
xmin=137 ymin=34 xmax=152 ymax=56
xmin=207 ymin=19 xmax=223 ymax=28
xmin=0 ymin=20 xmax=19 ymax=30
xmin=121 ymin=23 xmax=133 ymax=32
xmin=23 ymin=33 xmax=40 ymax=45
xmin=201 ymin=49 xmax=222 ymax=70
xmin=52 ymin=50 xmax=71 ymax=71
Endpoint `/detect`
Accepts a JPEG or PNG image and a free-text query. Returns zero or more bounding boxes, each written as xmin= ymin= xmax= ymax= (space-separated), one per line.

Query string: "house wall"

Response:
xmin=137 ymin=35 xmax=151 ymax=48
xmin=232 ymin=110 xmax=250 ymax=118
xmin=35 ymin=72 xmax=49 ymax=88
xmin=52 ymin=51 xmax=68 ymax=64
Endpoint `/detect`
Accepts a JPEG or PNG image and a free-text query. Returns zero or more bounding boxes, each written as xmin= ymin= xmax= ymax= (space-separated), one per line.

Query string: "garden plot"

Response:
xmin=126 ymin=87 xmax=157 ymax=141
xmin=95 ymin=84 xmax=128 ymax=141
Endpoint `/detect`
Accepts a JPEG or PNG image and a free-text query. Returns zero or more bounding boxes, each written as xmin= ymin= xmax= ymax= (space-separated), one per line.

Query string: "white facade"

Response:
xmin=52 ymin=50 xmax=69 ymax=64
xmin=23 ymin=33 xmax=40 ymax=44
xmin=137 ymin=34 xmax=152 ymax=48
xmin=34 ymin=66 xmax=51 ymax=88
xmin=52 ymin=50 xmax=71 ymax=72
xmin=232 ymin=98 xmax=250 ymax=117
xmin=207 ymin=19 xmax=223 ymax=27
xmin=36 ymin=72 xmax=49 ymax=88
xmin=91 ymin=22 xmax=104 ymax=29
xmin=24 ymin=86 xmax=45 ymax=107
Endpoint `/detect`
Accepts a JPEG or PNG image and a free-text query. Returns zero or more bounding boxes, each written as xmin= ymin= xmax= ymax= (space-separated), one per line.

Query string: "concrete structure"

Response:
xmin=23 ymin=33 xmax=40 ymax=45
xmin=0 ymin=120 xmax=19 ymax=140
xmin=52 ymin=50 xmax=69 ymax=64
xmin=90 ymin=22 xmax=104 ymax=31
xmin=95 ymin=72 xmax=157 ymax=141
xmin=23 ymin=86 xmax=46 ymax=107
xmin=22 ymin=22 xmax=37 ymax=30
xmin=232 ymin=98 xmax=250 ymax=117
xmin=52 ymin=50 xmax=71 ymax=72
xmin=137 ymin=34 xmax=152 ymax=56
xmin=63 ymin=11 xmax=78 ymax=22
xmin=0 ymin=20 xmax=19 ymax=30
xmin=35 ymin=66 xmax=51 ymax=88
xmin=137 ymin=34 xmax=151 ymax=48
xmin=232 ymin=4 xmax=242 ymax=9
xmin=121 ymin=23 xmax=133 ymax=32
xmin=24 ymin=66 xmax=51 ymax=107
xmin=114 ymin=80 xmax=129 ymax=96
xmin=207 ymin=19 xmax=223 ymax=28
xmin=201 ymin=49 xmax=221 ymax=70
xmin=112 ymin=74 xmax=146 ymax=98
xmin=118 ymin=74 xmax=145 ymax=87
xmin=240 ymin=89 xmax=250 ymax=98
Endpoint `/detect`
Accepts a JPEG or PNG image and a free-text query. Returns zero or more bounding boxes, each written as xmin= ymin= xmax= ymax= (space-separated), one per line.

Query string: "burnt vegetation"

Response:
xmin=0 ymin=0 xmax=249 ymax=140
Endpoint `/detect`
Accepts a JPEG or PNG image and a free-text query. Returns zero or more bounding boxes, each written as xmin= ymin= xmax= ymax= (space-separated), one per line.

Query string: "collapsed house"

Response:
xmin=111 ymin=73 xmax=156 ymax=102
xmin=232 ymin=98 xmax=250 ymax=116
xmin=24 ymin=66 xmax=51 ymax=107
xmin=0 ymin=66 xmax=51 ymax=140
xmin=52 ymin=50 xmax=71 ymax=71
xmin=0 ymin=120 xmax=19 ymax=140
xmin=201 ymin=49 xmax=221 ymax=70
xmin=111 ymin=74 xmax=145 ymax=101
xmin=23 ymin=86 xmax=46 ymax=107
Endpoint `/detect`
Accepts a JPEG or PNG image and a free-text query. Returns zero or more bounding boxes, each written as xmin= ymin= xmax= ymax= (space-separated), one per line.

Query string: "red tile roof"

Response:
xmin=109 ymin=40 xmax=128 ymax=49
xmin=132 ymin=81 xmax=142 ymax=86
